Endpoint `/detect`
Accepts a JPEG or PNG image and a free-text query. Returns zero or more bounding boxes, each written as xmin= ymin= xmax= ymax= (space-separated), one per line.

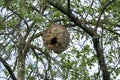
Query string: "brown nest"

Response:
xmin=42 ymin=24 xmax=70 ymax=54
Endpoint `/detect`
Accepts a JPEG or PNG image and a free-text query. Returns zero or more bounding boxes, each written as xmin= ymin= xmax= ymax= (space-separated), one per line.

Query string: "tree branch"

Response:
xmin=0 ymin=55 xmax=17 ymax=80
xmin=67 ymin=0 xmax=71 ymax=13
xmin=95 ymin=0 xmax=115 ymax=29
xmin=46 ymin=0 xmax=96 ymax=36
xmin=92 ymin=35 xmax=110 ymax=80
xmin=32 ymin=32 xmax=43 ymax=39
xmin=7 ymin=6 xmax=29 ymax=28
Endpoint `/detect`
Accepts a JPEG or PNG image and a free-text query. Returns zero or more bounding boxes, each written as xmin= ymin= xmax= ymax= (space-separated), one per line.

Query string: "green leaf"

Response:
xmin=28 ymin=76 xmax=35 ymax=80
xmin=0 ymin=26 xmax=5 ymax=30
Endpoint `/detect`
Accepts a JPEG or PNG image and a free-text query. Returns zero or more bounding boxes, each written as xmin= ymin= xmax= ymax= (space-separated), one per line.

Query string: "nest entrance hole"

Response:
xmin=50 ymin=37 xmax=57 ymax=44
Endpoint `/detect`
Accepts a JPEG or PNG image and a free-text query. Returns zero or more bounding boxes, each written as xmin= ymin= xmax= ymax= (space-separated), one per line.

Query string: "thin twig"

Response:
xmin=67 ymin=0 xmax=71 ymax=13
xmin=95 ymin=0 xmax=115 ymax=30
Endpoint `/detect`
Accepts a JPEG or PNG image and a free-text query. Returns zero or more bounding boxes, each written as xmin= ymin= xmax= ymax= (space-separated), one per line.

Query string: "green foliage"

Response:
xmin=28 ymin=76 xmax=35 ymax=80
xmin=0 ymin=0 xmax=120 ymax=80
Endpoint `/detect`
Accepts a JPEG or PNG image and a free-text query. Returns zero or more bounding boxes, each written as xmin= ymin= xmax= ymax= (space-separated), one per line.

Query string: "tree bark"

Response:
xmin=17 ymin=32 xmax=34 ymax=80
xmin=17 ymin=35 xmax=26 ymax=80
xmin=17 ymin=51 xmax=26 ymax=80
xmin=92 ymin=34 xmax=110 ymax=80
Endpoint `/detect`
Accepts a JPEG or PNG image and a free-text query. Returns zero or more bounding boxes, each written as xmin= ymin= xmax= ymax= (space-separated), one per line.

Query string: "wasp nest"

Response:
xmin=42 ymin=24 xmax=70 ymax=54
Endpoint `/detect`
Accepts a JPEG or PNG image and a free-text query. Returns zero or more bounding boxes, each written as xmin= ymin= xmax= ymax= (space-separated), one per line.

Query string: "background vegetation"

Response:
xmin=0 ymin=0 xmax=120 ymax=80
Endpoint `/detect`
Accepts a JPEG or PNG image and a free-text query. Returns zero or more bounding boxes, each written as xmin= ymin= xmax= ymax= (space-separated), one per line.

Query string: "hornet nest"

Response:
xmin=42 ymin=24 xmax=70 ymax=54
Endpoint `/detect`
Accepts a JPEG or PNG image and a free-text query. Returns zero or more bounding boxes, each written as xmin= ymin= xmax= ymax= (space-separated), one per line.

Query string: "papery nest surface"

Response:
xmin=42 ymin=24 xmax=70 ymax=54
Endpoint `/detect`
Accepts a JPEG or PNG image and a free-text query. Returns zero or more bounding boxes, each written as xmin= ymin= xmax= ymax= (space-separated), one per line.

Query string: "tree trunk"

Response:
xmin=17 ymin=35 xmax=26 ymax=80
xmin=17 ymin=51 xmax=26 ymax=80
xmin=92 ymin=35 xmax=110 ymax=80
